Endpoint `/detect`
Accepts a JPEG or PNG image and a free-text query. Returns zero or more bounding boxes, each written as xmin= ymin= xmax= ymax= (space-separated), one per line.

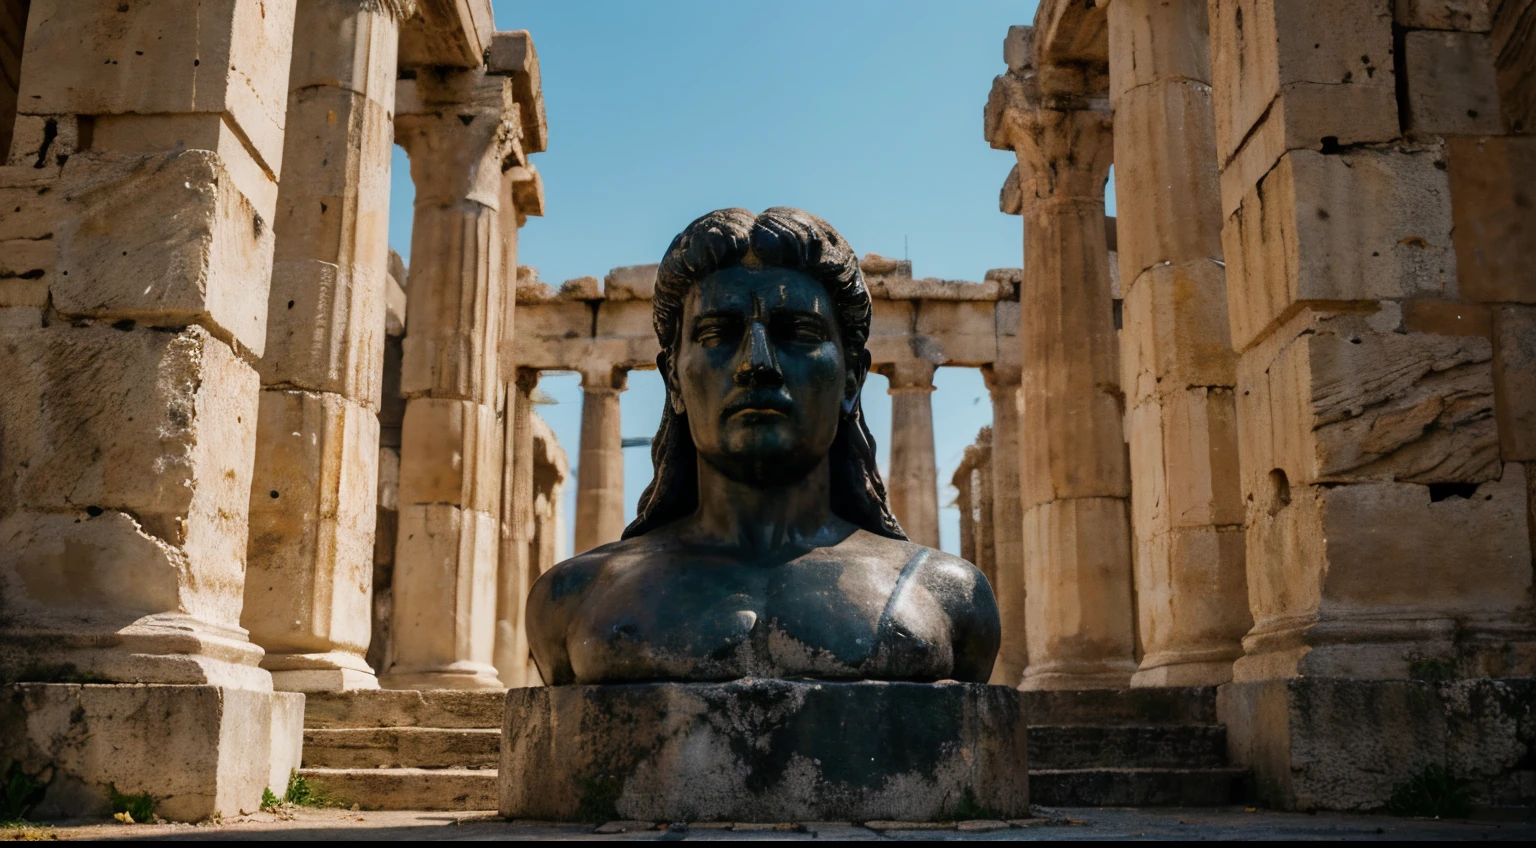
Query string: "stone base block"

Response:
xmin=1218 ymin=678 xmax=1536 ymax=812
xmin=0 ymin=684 xmax=304 ymax=822
xmin=499 ymin=680 xmax=1029 ymax=823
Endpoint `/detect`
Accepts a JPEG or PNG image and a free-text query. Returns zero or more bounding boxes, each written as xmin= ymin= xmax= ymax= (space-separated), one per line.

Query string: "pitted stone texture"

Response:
xmin=0 ymin=683 xmax=303 ymax=822
xmin=499 ymin=681 xmax=1029 ymax=823
xmin=1221 ymin=677 xmax=1536 ymax=811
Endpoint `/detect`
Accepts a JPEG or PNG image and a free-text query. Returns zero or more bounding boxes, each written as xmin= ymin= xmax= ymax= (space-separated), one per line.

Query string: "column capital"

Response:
xmin=579 ymin=364 xmax=628 ymax=393
xmin=985 ymin=68 xmax=1113 ymax=205
xmin=395 ymin=71 xmax=521 ymax=208
xmin=514 ymin=367 xmax=541 ymax=394
xmin=877 ymin=358 xmax=937 ymax=391
xmin=982 ymin=364 xmax=1023 ymax=392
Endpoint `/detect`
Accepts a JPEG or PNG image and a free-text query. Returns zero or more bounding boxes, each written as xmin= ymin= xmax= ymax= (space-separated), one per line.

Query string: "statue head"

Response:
xmin=623 ymin=207 xmax=905 ymax=540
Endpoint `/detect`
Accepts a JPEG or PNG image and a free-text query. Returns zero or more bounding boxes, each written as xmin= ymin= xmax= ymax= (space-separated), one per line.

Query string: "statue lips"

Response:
xmin=723 ymin=390 xmax=793 ymax=422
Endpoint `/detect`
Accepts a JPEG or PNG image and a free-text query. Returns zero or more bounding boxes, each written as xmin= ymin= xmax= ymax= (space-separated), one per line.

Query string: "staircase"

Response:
xmin=1023 ymin=687 xmax=1251 ymax=806
xmin=298 ymin=687 xmax=1249 ymax=811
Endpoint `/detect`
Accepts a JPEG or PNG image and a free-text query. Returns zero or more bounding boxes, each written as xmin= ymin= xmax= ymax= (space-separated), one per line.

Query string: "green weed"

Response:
xmin=1388 ymin=764 xmax=1472 ymax=819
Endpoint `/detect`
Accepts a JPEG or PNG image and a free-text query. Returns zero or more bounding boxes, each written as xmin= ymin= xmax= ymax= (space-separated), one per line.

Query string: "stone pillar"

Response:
xmin=495 ymin=369 xmax=538 ymax=687
xmin=531 ymin=412 xmax=570 ymax=581
xmin=953 ymin=456 xmax=978 ymax=565
xmin=574 ymin=365 xmax=627 ymax=553
xmin=241 ymin=0 xmax=406 ymax=693
xmin=1104 ymin=0 xmax=1249 ymax=688
xmin=984 ymin=365 xmax=1029 ymax=687
xmin=382 ymin=67 xmax=517 ymax=691
xmin=0 ymin=0 xmax=303 ymax=819
xmin=1206 ymin=0 xmax=1536 ymax=810
xmin=986 ymin=37 xmax=1138 ymax=690
xmin=882 ymin=359 xmax=940 ymax=548
xmin=973 ymin=428 xmax=997 ymax=596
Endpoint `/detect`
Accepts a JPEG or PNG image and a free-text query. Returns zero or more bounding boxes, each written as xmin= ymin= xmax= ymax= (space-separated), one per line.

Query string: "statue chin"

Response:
xmin=698 ymin=447 xmax=822 ymax=488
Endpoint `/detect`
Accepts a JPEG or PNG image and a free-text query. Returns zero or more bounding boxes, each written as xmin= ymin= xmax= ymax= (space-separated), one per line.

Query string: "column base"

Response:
xmin=380 ymin=661 xmax=504 ymax=691
xmin=262 ymin=650 xmax=379 ymax=693
xmin=1218 ymin=677 xmax=1536 ymax=812
xmin=1231 ymin=615 xmax=1536 ymax=684
xmin=0 ymin=684 xmax=304 ymax=822
xmin=1132 ymin=647 xmax=1242 ymax=688
xmin=1020 ymin=661 xmax=1136 ymax=691
xmin=0 ymin=613 xmax=272 ymax=691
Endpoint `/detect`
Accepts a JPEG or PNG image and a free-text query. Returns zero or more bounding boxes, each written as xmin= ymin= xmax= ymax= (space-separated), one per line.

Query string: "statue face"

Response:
xmin=672 ymin=265 xmax=859 ymax=485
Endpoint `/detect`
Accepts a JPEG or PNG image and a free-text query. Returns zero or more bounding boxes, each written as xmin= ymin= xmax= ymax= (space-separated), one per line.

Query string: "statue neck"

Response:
xmin=690 ymin=453 xmax=836 ymax=553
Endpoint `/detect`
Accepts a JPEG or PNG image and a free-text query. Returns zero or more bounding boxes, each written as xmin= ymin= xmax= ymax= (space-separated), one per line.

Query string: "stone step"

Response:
xmin=1029 ymin=768 xmax=1251 ymax=807
xmin=1021 ymin=687 xmax=1218 ymax=726
xmin=304 ymin=690 xmax=504 ymax=729
xmin=296 ymin=768 xmax=497 ymax=812
xmin=1027 ymin=725 xmax=1227 ymax=769
xmin=303 ymin=728 xmax=501 ymax=769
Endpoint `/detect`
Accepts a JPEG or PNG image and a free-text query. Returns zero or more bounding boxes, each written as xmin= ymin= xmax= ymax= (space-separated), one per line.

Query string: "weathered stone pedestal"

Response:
xmin=499 ymin=680 xmax=1028 ymax=822
xmin=0 ymin=684 xmax=304 ymax=822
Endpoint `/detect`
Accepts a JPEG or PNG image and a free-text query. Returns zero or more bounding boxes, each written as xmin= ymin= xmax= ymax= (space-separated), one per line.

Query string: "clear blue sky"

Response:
xmin=386 ymin=0 xmax=1119 ymax=557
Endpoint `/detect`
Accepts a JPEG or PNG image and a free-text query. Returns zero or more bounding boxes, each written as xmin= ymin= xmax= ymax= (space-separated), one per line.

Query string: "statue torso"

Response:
xmin=528 ymin=528 xmax=998 ymax=684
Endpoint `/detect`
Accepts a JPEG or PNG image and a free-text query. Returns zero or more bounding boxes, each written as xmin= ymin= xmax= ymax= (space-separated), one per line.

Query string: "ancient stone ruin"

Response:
xmin=0 ymin=0 xmax=1532 ymax=825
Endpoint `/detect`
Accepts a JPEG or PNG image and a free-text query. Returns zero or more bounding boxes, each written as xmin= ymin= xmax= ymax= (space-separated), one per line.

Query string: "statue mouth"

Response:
xmin=724 ymin=392 xmax=794 ymax=419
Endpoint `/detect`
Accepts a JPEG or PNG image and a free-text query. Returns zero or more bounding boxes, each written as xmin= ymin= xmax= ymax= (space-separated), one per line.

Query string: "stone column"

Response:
xmin=0 ymin=0 xmax=303 ymax=819
xmin=574 ymin=365 xmax=627 ymax=553
xmin=1104 ymin=0 xmax=1248 ymax=688
xmin=382 ymin=67 xmax=516 ymax=691
xmin=882 ymin=359 xmax=940 ymax=548
xmin=986 ymin=38 xmax=1138 ymax=690
xmin=1205 ymin=0 xmax=1535 ymax=810
xmin=242 ymin=0 xmax=406 ymax=693
xmin=953 ymin=458 xmax=977 ymax=565
xmin=984 ymin=365 xmax=1029 ymax=686
xmin=495 ymin=369 xmax=538 ymax=687
xmin=972 ymin=428 xmax=997 ymax=596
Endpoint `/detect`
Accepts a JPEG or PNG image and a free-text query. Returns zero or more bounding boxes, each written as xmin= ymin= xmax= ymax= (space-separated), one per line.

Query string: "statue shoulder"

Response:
xmin=883 ymin=541 xmax=1000 ymax=683
xmin=526 ymin=536 xmax=654 ymax=685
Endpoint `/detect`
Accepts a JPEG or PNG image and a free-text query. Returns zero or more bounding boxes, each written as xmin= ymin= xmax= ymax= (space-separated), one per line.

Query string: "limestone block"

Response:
xmin=1494 ymin=1 xmax=1536 ymax=133
xmin=594 ymin=298 xmax=654 ymax=340
xmin=398 ymin=398 xmax=502 ymax=512
xmin=285 ymin=0 xmax=399 ymax=103
xmin=243 ymin=390 xmax=380 ymax=658
xmin=386 ymin=504 xmax=500 ymax=686
xmin=1220 ymin=678 xmax=1536 ymax=812
xmin=0 ymin=684 xmax=304 ymax=821
xmin=603 ymin=264 xmax=657 ymax=301
xmin=1403 ymin=298 xmax=1492 ymax=336
xmin=1126 ymin=398 xmax=1169 ymax=538
xmin=1447 ymin=135 xmax=1536 ymax=304
xmin=397 ymin=0 xmax=494 ymax=70
xmin=379 ymin=335 xmax=404 ymax=444
xmin=1224 ymin=148 xmax=1456 ymax=352
xmin=914 ymin=301 xmax=997 ymax=366
xmin=0 ymin=325 xmax=258 ymax=623
xmin=1020 ymin=368 xmax=1129 ymax=506
xmin=501 ymin=681 xmax=1030 ymax=822
xmin=18 ymin=0 xmax=296 ymax=175
xmin=1208 ymin=0 xmax=1398 ymax=168
xmin=0 ymin=238 xmax=53 ymax=308
xmin=1020 ymin=497 xmax=1138 ymax=689
xmin=5 ymin=114 xmax=88 ymax=169
xmin=1239 ymin=310 xmax=1499 ymax=493
xmin=262 ymin=260 xmax=386 ymax=407
xmin=1132 ymin=525 xmax=1248 ymax=686
xmin=1112 ymin=82 xmax=1223 ymax=277
xmin=1493 ymin=306 xmax=1536 ymax=460
xmin=0 ymin=178 xmax=59 ymax=241
xmin=485 ymin=30 xmax=548 ymax=155
xmin=54 ymin=151 xmax=275 ymax=354
xmin=1241 ymin=467 xmax=1531 ymax=680
xmin=1165 ymin=387 xmax=1243 ymax=527
xmin=89 ymin=113 xmax=279 ymax=219
xmin=1119 ymin=261 xmax=1236 ymax=404
xmin=385 ymin=273 xmax=407 ymax=337
xmin=866 ymin=299 xmax=917 ymax=367
xmin=399 ymin=204 xmax=504 ymax=402
xmin=1107 ymin=0 xmax=1213 ymax=100
xmin=1404 ymin=30 xmax=1503 ymax=135
xmin=1395 ymin=0 xmax=1494 ymax=30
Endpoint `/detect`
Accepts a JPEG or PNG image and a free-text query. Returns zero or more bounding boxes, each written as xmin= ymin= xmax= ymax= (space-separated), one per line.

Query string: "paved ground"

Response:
xmin=4 ymin=807 xmax=1533 ymax=841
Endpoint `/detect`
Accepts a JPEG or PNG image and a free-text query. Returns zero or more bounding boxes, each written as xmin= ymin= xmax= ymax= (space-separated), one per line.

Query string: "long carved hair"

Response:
xmin=621 ymin=207 xmax=906 ymax=540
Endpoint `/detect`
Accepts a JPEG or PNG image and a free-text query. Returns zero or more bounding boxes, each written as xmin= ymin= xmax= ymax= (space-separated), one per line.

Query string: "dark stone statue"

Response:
xmin=527 ymin=208 xmax=1000 ymax=685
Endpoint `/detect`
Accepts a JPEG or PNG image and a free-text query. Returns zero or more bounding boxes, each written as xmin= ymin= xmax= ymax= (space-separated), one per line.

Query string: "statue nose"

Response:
xmin=735 ymin=322 xmax=782 ymax=386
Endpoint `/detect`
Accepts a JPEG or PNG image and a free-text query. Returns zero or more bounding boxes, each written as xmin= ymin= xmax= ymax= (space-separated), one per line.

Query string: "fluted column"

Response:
xmin=495 ymin=369 xmax=538 ymax=687
xmin=382 ymin=67 xmax=516 ymax=690
xmin=986 ymin=42 xmax=1137 ymax=690
xmin=1105 ymin=0 xmax=1248 ymax=688
xmin=574 ymin=365 xmax=627 ymax=553
xmin=883 ymin=359 xmax=940 ymax=548
xmin=984 ymin=366 xmax=1029 ymax=687
xmin=243 ymin=0 xmax=406 ymax=693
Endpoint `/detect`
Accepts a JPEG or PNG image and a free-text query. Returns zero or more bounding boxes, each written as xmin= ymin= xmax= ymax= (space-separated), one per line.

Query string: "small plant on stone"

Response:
xmin=106 ymin=785 xmax=155 ymax=824
xmin=260 ymin=788 xmax=281 ymax=813
xmin=948 ymin=786 xmax=1002 ymax=821
xmin=283 ymin=771 xmax=338 ymax=808
xmin=1 ymin=762 xmax=46 ymax=824
xmin=1387 ymin=764 xmax=1472 ymax=819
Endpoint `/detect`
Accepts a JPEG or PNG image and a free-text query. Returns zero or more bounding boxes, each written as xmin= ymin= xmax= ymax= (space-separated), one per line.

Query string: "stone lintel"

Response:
xmin=499 ymin=680 xmax=1029 ymax=822
xmin=398 ymin=0 xmax=495 ymax=70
